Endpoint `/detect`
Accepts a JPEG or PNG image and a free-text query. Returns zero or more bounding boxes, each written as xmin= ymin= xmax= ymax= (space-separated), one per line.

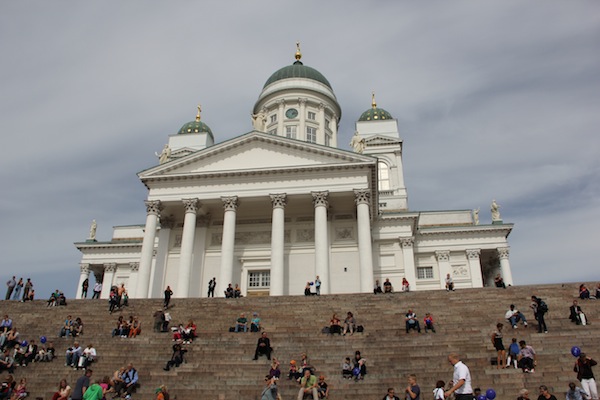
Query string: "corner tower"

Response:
xmin=356 ymin=93 xmax=408 ymax=211
xmin=253 ymin=43 xmax=342 ymax=147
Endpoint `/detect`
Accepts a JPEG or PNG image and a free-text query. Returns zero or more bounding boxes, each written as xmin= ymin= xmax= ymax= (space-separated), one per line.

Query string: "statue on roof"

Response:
xmin=473 ymin=208 xmax=480 ymax=225
xmin=156 ymin=144 xmax=171 ymax=164
xmin=88 ymin=219 xmax=97 ymax=241
xmin=251 ymin=110 xmax=267 ymax=132
xmin=491 ymin=199 xmax=501 ymax=221
xmin=350 ymin=131 xmax=366 ymax=153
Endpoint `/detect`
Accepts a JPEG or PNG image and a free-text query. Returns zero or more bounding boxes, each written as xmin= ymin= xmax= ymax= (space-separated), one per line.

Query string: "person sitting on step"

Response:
xmin=77 ymin=344 xmax=96 ymax=369
xmin=342 ymin=357 xmax=353 ymax=379
xmin=224 ymin=284 xmax=234 ymax=298
xmin=58 ymin=316 xmax=73 ymax=338
xmin=163 ymin=340 xmax=187 ymax=371
xmin=342 ymin=312 xmax=356 ymax=336
xmin=65 ymin=342 xmax=82 ymax=367
xmin=288 ymin=360 xmax=301 ymax=381
xmin=72 ymin=317 xmax=84 ymax=337
xmin=353 ymin=350 xmax=367 ymax=381
xmin=128 ymin=316 xmax=142 ymax=338
xmin=253 ymin=332 xmax=272 ymax=360
xmin=569 ymin=300 xmax=587 ymax=326
xmin=250 ymin=313 xmax=261 ymax=333
xmin=383 ymin=278 xmax=393 ymax=293
xmin=182 ymin=320 xmax=197 ymax=343
xmin=405 ymin=310 xmax=421 ymax=333
xmin=329 ymin=314 xmax=342 ymax=335
xmin=234 ymin=313 xmax=248 ymax=333
xmin=505 ymin=304 xmax=528 ymax=329
xmin=424 ymin=313 xmax=436 ymax=333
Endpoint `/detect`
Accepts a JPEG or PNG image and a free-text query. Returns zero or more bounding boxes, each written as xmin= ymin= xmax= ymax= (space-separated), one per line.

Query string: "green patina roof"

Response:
xmin=358 ymin=107 xmax=393 ymax=121
xmin=178 ymin=120 xmax=213 ymax=135
xmin=263 ymin=61 xmax=332 ymax=89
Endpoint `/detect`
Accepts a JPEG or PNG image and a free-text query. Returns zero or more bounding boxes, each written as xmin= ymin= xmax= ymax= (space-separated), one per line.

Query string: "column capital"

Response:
xmin=298 ymin=97 xmax=307 ymax=105
xmin=221 ymin=196 xmax=239 ymax=212
xmin=129 ymin=262 xmax=140 ymax=272
xmin=399 ymin=237 xmax=414 ymax=248
xmin=311 ymin=191 xmax=329 ymax=208
xmin=182 ymin=198 xmax=200 ymax=214
xmin=277 ymin=99 xmax=286 ymax=107
xmin=104 ymin=263 xmax=117 ymax=272
xmin=497 ymin=247 xmax=510 ymax=259
xmin=79 ymin=263 xmax=90 ymax=273
xmin=144 ymin=200 xmax=163 ymax=216
xmin=435 ymin=250 xmax=450 ymax=262
xmin=354 ymin=189 xmax=371 ymax=206
xmin=466 ymin=249 xmax=481 ymax=260
xmin=270 ymin=193 xmax=287 ymax=209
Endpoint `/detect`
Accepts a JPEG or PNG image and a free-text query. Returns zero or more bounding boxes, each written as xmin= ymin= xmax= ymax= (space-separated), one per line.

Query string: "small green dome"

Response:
xmin=178 ymin=120 xmax=213 ymax=135
xmin=263 ymin=61 xmax=332 ymax=89
xmin=358 ymin=107 xmax=393 ymax=121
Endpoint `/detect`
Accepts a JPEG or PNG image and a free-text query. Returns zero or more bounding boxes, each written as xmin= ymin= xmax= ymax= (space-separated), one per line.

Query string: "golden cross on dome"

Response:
xmin=371 ymin=92 xmax=377 ymax=109
xmin=196 ymin=104 xmax=202 ymax=121
xmin=295 ymin=41 xmax=302 ymax=61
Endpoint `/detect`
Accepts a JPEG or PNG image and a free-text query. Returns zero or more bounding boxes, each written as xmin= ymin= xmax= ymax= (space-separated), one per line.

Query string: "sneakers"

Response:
xmin=524 ymin=322 xmax=528 ymax=327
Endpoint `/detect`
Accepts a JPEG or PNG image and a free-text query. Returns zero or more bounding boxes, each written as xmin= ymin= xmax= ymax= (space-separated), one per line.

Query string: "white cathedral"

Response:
xmin=75 ymin=46 xmax=514 ymax=299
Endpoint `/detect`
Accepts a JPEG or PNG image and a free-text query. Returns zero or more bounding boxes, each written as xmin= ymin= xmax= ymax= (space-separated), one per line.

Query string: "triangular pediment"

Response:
xmin=364 ymin=135 xmax=402 ymax=146
xmin=139 ymin=131 xmax=375 ymax=179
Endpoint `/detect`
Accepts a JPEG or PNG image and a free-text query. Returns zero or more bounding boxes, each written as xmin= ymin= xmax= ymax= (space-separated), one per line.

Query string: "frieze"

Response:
xmin=335 ymin=227 xmax=354 ymax=241
xmin=451 ymin=265 xmax=469 ymax=277
xmin=296 ymin=229 xmax=314 ymax=243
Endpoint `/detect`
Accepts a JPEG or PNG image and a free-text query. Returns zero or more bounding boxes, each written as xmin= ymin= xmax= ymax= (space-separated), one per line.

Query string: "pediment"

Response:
xmin=364 ymin=135 xmax=402 ymax=146
xmin=139 ymin=131 xmax=375 ymax=179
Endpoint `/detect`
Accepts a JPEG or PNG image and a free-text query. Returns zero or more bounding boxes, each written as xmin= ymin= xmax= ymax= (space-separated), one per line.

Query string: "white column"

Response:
xmin=299 ymin=98 xmax=307 ymax=141
xmin=318 ymin=103 xmax=326 ymax=145
xmin=466 ymin=249 xmax=483 ymax=288
xmin=355 ymin=189 xmax=374 ymax=293
xmin=435 ymin=250 xmax=451 ymax=290
xmin=136 ymin=200 xmax=162 ymax=298
xmin=177 ymin=198 xmax=199 ymax=298
xmin=331 ymin=113 xmax=338 ymax=147
xmin=100 ymin=263 xmax=116 ymax=299
xmin=270 ymin=194 xmax=287 ymax=296
xmin=400 ymin=237 xmax=416 ymax=289
xmin=312 ymin=191 xmax=330 ymax=294
xmin=497 ymin=247 xmax=513 ymax=286
xmin=76 ymin=264 xmax=90 ymax=299
xmin=277 ymin=99 xmax=285 ymax=136
xmin=128 ymin=262 xmax=139 ymax=298
xmin=219 ymin=196 xmax=238 ymax=296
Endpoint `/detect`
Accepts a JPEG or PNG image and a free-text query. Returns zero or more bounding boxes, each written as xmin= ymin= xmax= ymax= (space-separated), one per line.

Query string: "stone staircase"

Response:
xmin=3 ymin=283 xmax=598 ymax=400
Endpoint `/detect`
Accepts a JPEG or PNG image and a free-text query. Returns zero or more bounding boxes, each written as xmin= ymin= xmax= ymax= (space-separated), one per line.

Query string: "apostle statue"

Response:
xmin=156 ymin=144 xmax=171 ymax=164
xmin=473 ymin=208 xmax=480 ymax=225
xmin=251 ymin=111 xmax=267 ymax=132
xmin=350 ymin=131 xmax=365 ymax=153
xmin=89 ymin=219 xmax=97 ymax=241
xmin=490 ymin=200 xmax=501 ymax=221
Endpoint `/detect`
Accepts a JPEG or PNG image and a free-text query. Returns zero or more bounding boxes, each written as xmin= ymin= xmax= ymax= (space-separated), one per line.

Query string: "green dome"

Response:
xmin=358 ymin=107 xmax=393 ymax=121
xmin=178 ymin=120 xmax=213 ymax=135
xmin=263 ymin=61 xmax=332 ymax=89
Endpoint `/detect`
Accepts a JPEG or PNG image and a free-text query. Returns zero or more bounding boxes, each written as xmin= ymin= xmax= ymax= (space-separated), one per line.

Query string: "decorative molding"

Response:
xmin=270 ymin=193 xmax=287 ymax=209
xmin=182 ymin=198 xmax=200 ymax=214
xmin=399 ymin=237 xmax=414 ymax=248
xmin=277 ymin=99 xmax=286 ymax=107
xmin=466 ymin=249 xmax=481 ymax=260
xmin=312 ymin=191 xmax=329 ymax=208
xmin=298 ymin=98 xmax=307 ymax=105
xmin=296 ymin=229 xmax=314 ymax=243
xmin=129 ymin=262 xmax=139 ymax=272
xmin=221 ymin=196 xmax=239 ymax=212
xmin=79 ymin=264 xmax=90 ymax=274
xmin=497 ymin=247 xmax=510 ymax=259
xmin=318 ymin=102 xmax=325 ymax=110
xmin=335 ymin=227 xmax=354 ymax=241
xmin=452 ymin=265 xmax=469 ymax=277
xmin=144 ymin=200 xmax=163 ymax=216
xmin=354 ymin=189 xmax=371 ymax=206
xmin=104 ymin=263 xmax=117 ymax=272
xmin=435 ymin=250 xmax=450 ymax=262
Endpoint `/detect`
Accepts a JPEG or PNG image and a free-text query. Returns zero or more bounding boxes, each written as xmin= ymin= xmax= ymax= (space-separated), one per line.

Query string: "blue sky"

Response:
xmin=1 ymin=1 xmax=599 ymax=298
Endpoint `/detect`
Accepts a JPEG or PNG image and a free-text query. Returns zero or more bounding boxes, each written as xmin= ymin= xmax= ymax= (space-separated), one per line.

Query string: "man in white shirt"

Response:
xmin=78 ymin=344 xmax=96 ymax=369
xmin=505 ymin=304 xmax=528 ymax=328
xmin=445 ymin=353 xmax=473 ymax=400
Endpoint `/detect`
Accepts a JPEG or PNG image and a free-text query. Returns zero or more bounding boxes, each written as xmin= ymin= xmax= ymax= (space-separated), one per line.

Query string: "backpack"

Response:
xmin=539 ymin=300 xmax=548 ymax=313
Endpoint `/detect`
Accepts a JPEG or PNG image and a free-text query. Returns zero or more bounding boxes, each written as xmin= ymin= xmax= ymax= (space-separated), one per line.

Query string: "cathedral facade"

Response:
xmin=75 ymin=47 xmax=514 ymax=299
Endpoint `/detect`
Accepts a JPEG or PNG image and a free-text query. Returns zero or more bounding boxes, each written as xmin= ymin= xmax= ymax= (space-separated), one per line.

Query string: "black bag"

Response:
xmin=539 ymin=301 xmax=549 ymax=313
xmin=321 ymin=327 xmax=330 ymax=334
xmin=356 ymin=325 xmax=364 ymax=333
xmin=229 ymin=327 xmax=235 ymax=332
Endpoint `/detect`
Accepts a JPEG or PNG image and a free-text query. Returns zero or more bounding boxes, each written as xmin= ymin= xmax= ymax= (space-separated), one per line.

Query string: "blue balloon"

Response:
xmin=478 ymin=395 xmax=487 ymax=400
xmin=486 ymin=389 xmax=496 ymax=400
xmin=571 ymin=346 xmax=581 ymax=357
xmin=40 ymin=336 xmax=47 ymax=344
xmin=21 ymin=340 xmax=28 ymax=347
xmin=352 ymin=367 xmax=360 ymax=376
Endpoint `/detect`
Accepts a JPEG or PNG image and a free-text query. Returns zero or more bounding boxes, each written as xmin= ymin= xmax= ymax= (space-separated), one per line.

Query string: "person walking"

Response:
xmin=445 ymin=353 xmax=473 ymax=400
xmin=574 ymin=353 xmax=598 ymax=400
xmin=208 ymin=278 xmax=216 ymax=297
xmin=164 ymin=286 xmax=173 ymax=309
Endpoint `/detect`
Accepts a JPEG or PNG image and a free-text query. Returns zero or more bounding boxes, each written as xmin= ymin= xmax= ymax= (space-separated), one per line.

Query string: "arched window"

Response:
xmin=378 ymin=161 xmax=390 ymax=191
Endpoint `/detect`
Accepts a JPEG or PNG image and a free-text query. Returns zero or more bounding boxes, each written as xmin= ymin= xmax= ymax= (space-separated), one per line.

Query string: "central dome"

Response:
xmin=263 ymin=60 xmax=332 ymax=89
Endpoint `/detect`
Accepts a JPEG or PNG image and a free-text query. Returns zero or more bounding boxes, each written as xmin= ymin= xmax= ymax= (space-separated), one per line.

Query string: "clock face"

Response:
xmin=285 ymin=108 xmax=298 ymax=119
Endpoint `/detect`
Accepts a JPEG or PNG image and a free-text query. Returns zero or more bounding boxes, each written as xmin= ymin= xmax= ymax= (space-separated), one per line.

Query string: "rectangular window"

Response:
xmin=325 ymin=118 xmax=331 ymax=128
xmin=286 ymin=125 xmax=297 ymax=139
xmin=325 ymin=134 xmax=331 ymax=146
xmin=306 ymin=126 xmax=317 ymax=143
xmin=307 ymin=111 xmax=316 ymax=120
xmin=417 ymin=267 xmax=434 ymax=280
xmin=270 ymin=114 xmax=277 ymax=123
xmin=248 ymin=271 xmax=270 ymax=288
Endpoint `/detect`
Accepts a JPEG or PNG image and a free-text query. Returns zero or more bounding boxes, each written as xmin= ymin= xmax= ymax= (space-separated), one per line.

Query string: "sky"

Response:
xmin=1 ymin=2 xmax=599 ymax=299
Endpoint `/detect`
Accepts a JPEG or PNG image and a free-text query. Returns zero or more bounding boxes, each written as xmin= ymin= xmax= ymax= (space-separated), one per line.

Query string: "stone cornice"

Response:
xmin=74 ymin=241 xmax=143 ymax=251
xmin=418 ymin=224 xmax=513 ymax=237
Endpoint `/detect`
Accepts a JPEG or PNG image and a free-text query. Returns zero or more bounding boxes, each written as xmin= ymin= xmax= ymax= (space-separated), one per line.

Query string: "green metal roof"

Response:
xmin=263 ymin=61 xmax=332 ymax=89
xmin=178 ymin=120 xmax=213 ymax=136
xmin=358 ymin=107 xmax=393 ymax=121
